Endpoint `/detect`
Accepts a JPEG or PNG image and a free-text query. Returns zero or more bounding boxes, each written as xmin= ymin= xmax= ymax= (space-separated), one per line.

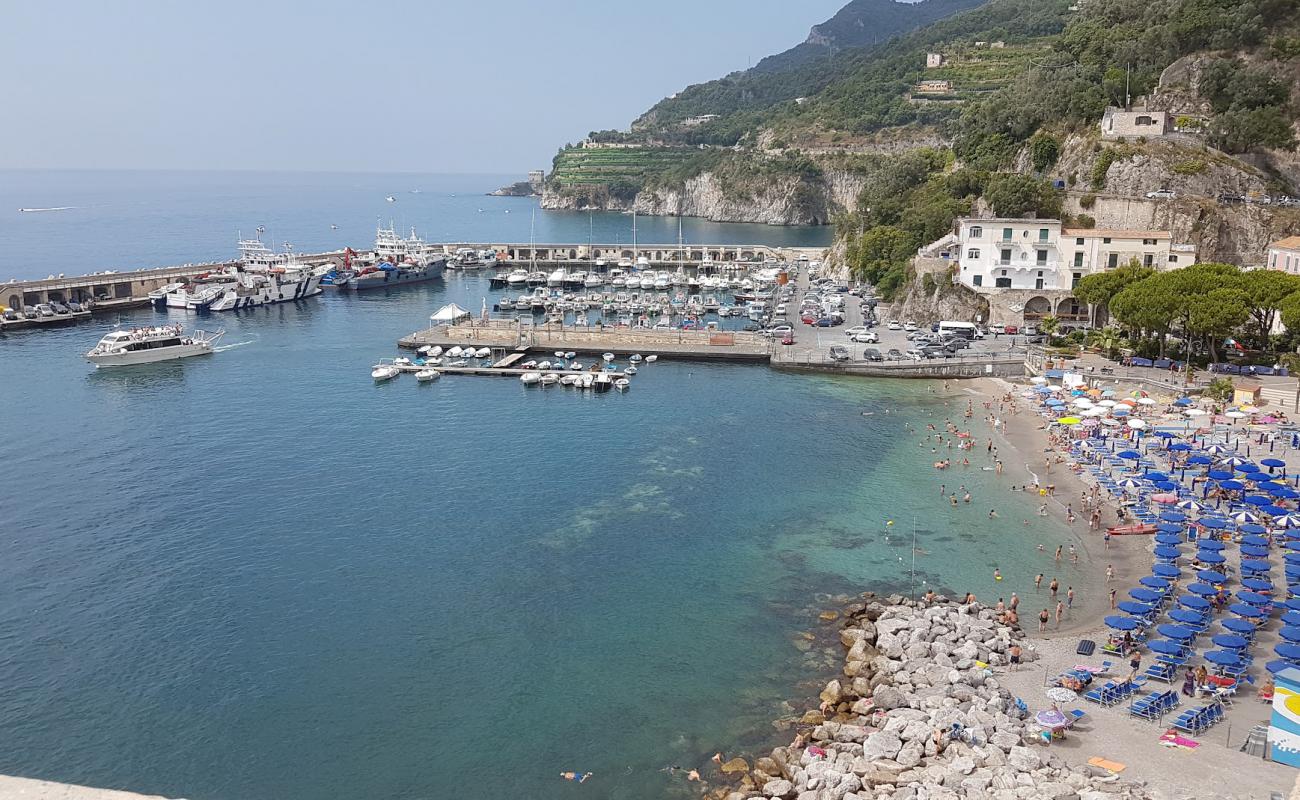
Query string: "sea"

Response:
xmin=0 ymin=171 xmax=1072 ymax=800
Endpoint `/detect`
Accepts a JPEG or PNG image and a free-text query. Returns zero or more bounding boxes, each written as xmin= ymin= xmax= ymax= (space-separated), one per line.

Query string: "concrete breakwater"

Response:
xmin=704 ymin=596 xmax=1152 ymax=800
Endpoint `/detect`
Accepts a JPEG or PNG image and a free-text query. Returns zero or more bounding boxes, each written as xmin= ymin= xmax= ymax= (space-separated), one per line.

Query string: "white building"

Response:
xmin=955 ymin=219 xmax=1196 ymax=292
xmin=1267 ymin=236 xmax=1300 ymax=274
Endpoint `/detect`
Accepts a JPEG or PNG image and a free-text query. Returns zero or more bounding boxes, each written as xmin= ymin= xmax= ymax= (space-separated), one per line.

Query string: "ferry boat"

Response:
xmin=85 ymin=324 xmax=223 ymax=367
xmin=166 ymin=236 xmax=325 ymax=311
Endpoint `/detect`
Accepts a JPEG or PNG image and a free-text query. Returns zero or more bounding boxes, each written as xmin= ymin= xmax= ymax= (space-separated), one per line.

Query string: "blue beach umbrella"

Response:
xmin=1196 ymin=551 xmax=1226 ymax=564
xmin=1242 ymin=534 xmax=1270 ymax=547
xmin=1169 ymin=443 xmax=1193 ymax=452
xmin=1231 ymin=603 xmax=1267 ymax=618
xmin=1220 ymin=480 xmax=1245 ymax=490
xmin=1208 ymin=470 xmax=1234 ymax=481
xmin=1245 ymin=495 xmax=1274 ymax=506
xmin=1283 ymin=610 xmax=1300 ymax=626
xmin=1287 ymin=541 xmax=1300 ymax=552
xmin=1263 ymin=458 xmax=1287 ymax=469
xmin=1187 ymin=456 xmax=1213 ymax=466
xmin=1242 ymin=545 xmax=1272 ymax=559
xmin=1174 ymin=397 xmax=1194 ymax=407
xmin=1140 ymin=576 xmax=1171 ymax=590
xmin=1277 ymin=489 xmax=1300 ymax=500
xmin=1278 ymin=643 xmax=1300 ymax=660
xmin=1204 ymin=650 xmax=1243 ymax=666
xmin=1147 ymin=472 xmax=1171 ymax=482
xmin=1287 ymin=598 xmax=1300 ymax=612
xmin=1160 ymin=512 xmax=1186 ymax=523
xmin=1232 ymin=511 xmax=1263 ymax=524
xmin=1105 ymin=615 xmax=1139 ymax=631
xmin=1287 ymin=553 xmax=1300 ymax=564
xmin=1242 ymin=577 xmax=1274 ymax=592
xmin=1154 ymin=481 xmax=1178 ymax=491
xmin=1154 ymin=546 xmax=1182 ymax=559
xmin=1169 ymin=608 xmax=1205 ymax=626
xmin=1265 ymin=505 xmax=1290 ymax=516
xmin=1196 ymin=570 xmax=1228 ymax=584
xmin=1222 ymin=617 xmax=1256 ymax=634
xmin=1158 ymin=624 xmax=1196 ymax=641
xmin=1237 ymin=463 xmax=1262 ymax=474
xmin=1260 ymin=482 xmax=1289 ymax=494
xmin=1155 ymin=533 xmax=1183 ymax=545
xmin=1129 ymin=587 xmax=1163 ymax=603
xmin=1148 ymin=639 xmax=1186 ymax=656
xmin=1198 ymin=539 xmax=1226 ymax=551
xmin=1200 ymin=518 xmax=1228 ymax=530
xmin=1239 ymin=591 xmax=1273 ymax=606
xmin=1241 ymin=523 xmax=1269 ymax=535
xmin=1277 ymin=514 xmax=1300 ymax=528
xmin=1156 ymin=524 xmax=1184 ymax=534
xmin=1242 ymin=559 xmax=1273 ymax=574
xmin=1212 ymin=633 xmax=1249 ymax=650
xmin=1119 ymin=600 xmax=1155 ymax=616
xmin=1269 ymin=660 xmax=1297 ymax=674
xmin=1118 ymin=450 xmax=1142 ymax=460
xmin=1152 ymin=564 xmax=1182 ymax=579
xmin=1178 ymin=595 xmax=1211 ymax=611
xmin=1281 ymin=627 xmax=1300 ymax=643
xmin=1187 ymin=583 xmax=1219 ymax=597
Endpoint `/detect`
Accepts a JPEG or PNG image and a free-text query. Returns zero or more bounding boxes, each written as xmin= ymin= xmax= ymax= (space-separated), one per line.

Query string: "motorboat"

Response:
xmin=474 ymin=347 xmax=491 ymax=358
xmin=540 ymin=373 xmax=560 ymax=386
xmin=548 ymin=268 xmax=567 ymax=287
xmin=415 ymin=368 xmax=440 ymax=382
xmin=584 ymin=273 xmax=604 ymax=288
xmin=602 ymin=352 xmax=615 ymax=362
xmin=372 ymin=360 xmax=400 ymax=381
xmin=570 ymin=362 xmax=584 ymax=371
xmin=447 ymin=346 xmax=464 ymax=358
xmin=565 ymin=351 xmax=575 ymax=359
xmin=506 ymin=269 xmax=529 ymax=286
xmin=615 ymin=378 xmax=630 ymax=391
xmin=593 ymin=373 xmax=613 ymax=393
xmin=520 ymin=372 xmax=542 ymax=386
xmin=579 ymin=373 xmax=595 ymax=390
xmin=625 ymin=365 xmax=638 ymax=375
xmin=148 ymin=282 xmax=185 ymax=309
xmin=537 ymin=361 xmax=552 ymax=370
xmin=560 ymin=375 xmax=578 ymax=386
xmin=629 ymin=354 xmax=643 ymax=363
xmin=85 ymin=325 xmax=223 ymax=367
xmin=645 ymin=355 xmax=658 ymax=363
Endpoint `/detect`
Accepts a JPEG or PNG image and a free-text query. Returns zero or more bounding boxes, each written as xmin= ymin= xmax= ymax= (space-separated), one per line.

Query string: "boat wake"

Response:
xmin=18 ymin=206 xmax=76 ymax=213
xmin=213 ymin=339 xmax=255 ymax=352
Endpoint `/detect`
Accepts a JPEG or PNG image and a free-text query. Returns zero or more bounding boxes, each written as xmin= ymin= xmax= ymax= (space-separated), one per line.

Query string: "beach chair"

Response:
xmin=1067 ymin=708 xmax=1087 ymax=727
xmin=1084 ymin=682 xmax=1115 ymax=704
xmin=1129 ymin=691 xmax=1163 ymax=718
xmin=1144 ymin=662 xmax=1177 ymax=683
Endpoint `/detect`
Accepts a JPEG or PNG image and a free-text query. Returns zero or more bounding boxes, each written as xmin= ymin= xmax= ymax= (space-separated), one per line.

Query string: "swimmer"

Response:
xmin=988 ymin=509 xmax=998 ymax=518
xmin=993 ymin=568 xmax=1002 ymax=581
xmin=561 ymin=772 xmax=592 ymax=783
xmin=963 ymin=492 xmax=972 ymax=503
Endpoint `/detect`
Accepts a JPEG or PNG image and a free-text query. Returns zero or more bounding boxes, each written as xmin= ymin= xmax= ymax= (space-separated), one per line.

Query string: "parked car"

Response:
xmin=767 ymin=325 xmax=793 ymax=337
xmin=947 ymin=337 xmax=971 ymax=350
xmin=815 ymin=317 xmax=837 ymax=327
xmin=844 ymin=325 xmax=871 ymax=338
xmin=36 ymin=304 xmax=55 ymax=317
xmin=1145 ymin=188 xmax=1176 ymax=200
xmin=887 ymin=321 xmax=903 ymax=331
xmin=1003 ymin=325 xmax=1019 ymax=335
xmin=50 ymin=302 xmax=70 ymax=315
xmin=973 ymin=327 xmax=986 ymax=339
xmin=1 ymin=308 xmax=16 ymax=321
xmin=67 ymin=301 xmax=83 ymax=312
xmin=851 ymin=331 xmax=879 ymax=344
xmin=829 ymin=345 xmax=850 ymax=362
xmin=886 ymin=348 xmax=904 ymax=360
xmin=905 ymin=348 xmax=927 ymax=361
xmin=781 ymin=335 xmax=795 ymax=346
xmin=23 ymin=305 xmax=38 ymax=318
xmin=903 ymin=322 xmax=918 ymax=332
xmin=862 ymin=348 xmax=884 ymax=362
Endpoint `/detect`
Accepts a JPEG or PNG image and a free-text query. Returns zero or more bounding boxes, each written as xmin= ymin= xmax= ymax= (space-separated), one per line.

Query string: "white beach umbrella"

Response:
xmin=1128 ymin=419 xmax=1149 ymax=429
xmin=1101 ymin=418 xmax=1122 ymax=427
xmin=1030 ymin=376 xmax=1048 ymax=384
xmin=1098 ymin=399 xmax=1117 ymax=407
xmin=1185 ymin=409 xmax=1209 ymax=418
xmin=1137 ymin=397 xmax=1157 ymax=406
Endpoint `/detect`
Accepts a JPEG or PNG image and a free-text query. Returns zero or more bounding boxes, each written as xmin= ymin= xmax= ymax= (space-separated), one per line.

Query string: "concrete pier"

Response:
xmin=0 ymin=775 xmax=175 ymax=800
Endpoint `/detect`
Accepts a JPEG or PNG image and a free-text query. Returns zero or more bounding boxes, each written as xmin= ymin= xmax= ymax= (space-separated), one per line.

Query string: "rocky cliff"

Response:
xmin=881 ymin=257 xmax=990 ymax=324
xmin=541 ymin=168 xmax=871 ymax=227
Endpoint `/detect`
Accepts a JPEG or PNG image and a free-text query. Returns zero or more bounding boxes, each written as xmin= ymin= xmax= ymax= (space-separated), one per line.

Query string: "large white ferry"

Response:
xmin=85 ymin=324 xmax=223 ymax=367
xmin=166 ymin=236 xmax=325 ymax=311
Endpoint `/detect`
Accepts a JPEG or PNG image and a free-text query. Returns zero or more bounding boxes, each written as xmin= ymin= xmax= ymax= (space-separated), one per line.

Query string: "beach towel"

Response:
xmin=1159 ymin=730 xmax=1201 ymax=749
xmin=1086 ymin=757 xmax=1126 ymax=773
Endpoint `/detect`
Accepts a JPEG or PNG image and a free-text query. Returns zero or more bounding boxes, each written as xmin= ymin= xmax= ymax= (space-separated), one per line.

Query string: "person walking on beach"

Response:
xmin=1049 ymin=577 xmax=1059 ymax=600
xmin=1127 ymin=650 xmax=1142 ymax=683
xmin=1106 ymin=564 xmax=1115 ymax=582
xmin=1039 ymin=608 xmax=1049 ymax=632
xmin=1008 ymin=643 xmax=1022 ymax=671
xmin=1066 ymin=586 xmax=1075 ymax=611
xmin=1035 ymin=573 xmax=1044 ymax=592
xmin=1102 ymin=526 xmax=1111 ymax=547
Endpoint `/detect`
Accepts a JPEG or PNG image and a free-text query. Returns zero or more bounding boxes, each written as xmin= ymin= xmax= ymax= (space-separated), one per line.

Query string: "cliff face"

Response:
xmin=541 ymin=168 xmax=870 ymax=226
xmin=883 ymin=257 xmax=990 ymax=324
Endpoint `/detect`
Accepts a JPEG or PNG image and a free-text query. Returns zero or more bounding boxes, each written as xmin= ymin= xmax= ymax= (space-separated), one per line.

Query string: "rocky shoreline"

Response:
xmin=704 ymin=594 xmax=1155 ymax=800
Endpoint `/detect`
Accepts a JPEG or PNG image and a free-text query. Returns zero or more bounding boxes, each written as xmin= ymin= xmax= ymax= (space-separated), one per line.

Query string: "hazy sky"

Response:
xmin=1 ymin=0 xmax=846 ymax=174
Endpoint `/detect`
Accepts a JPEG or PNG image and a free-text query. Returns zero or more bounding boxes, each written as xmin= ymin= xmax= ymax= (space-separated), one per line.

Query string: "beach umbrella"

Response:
xmin=1196 ymin=551 xmax=1227 ymax=564
xmin=1187 ymin=455 xmax=1213 ymax=466
xmin=1186 ymin=409 xmax=1209 ymax=418
xmin=1196 ymin=570 xmax=1228 ymax=584
xmin=1269 ymin=659 xmax=1298 ymax=674
xmin=1265 ymin=505 xmax=1291 ymax=516
xmin=1147 ymin=472 xmax=1171 ymax=482
xmin=1168 ymin=442 xmax=1191 ymax=451
xmin=1152 ymin=491 xmax=1178 ymax=503
xmin=1232 ymin=511 xmax=1263 ymax=524
xmin=1278 ymin=643 xmax=1300 ymax=660
xmin=1119 ymin=600 xmax=1155 ymax=616
xmin=1239 ymin=591 xmax=1273 ymax=606
xmin=1154 ymin=545 xmax=1182 ymax=559
xmin=1187 ymin=583 xmax=1219 ymax=597
xmin=1238 ymin=463 xmax=1263 ymax=474
xmin=1169 ymin=608 xmax=1205 ymax=626
xmin=1152 ymin=564 xmax=1182 ymax=579
xmin=1287 ymin=553 xmax=1300 ymax=564
xmin=1129 ymin=587 xmax=1163 ymax=603
xmin=1245 ymin=495 xmax=1274 ymax=506
xmin=1263 ymin=458 xmax=1287 ymax=469
xmin=1178 ymin=499 xmax=1208 ymax=511
xmin=1178 ymin=595 xmax=1211 ymax=611
xmin=1242 ymin=547 xmax=1272 ymax=561
xmin=1118 ymin=450 xmax=1143 ymax=460
xmin=1101 ymin=418 xmax=1122 ymax=427
xmin=1137 ymin=397 xmax=1158 ymax=406
xmin=1175 ymin=397 xmax=1194 ymax=407
xmin=1105 ymin=615 xmax=1140 ymax=631
xmin=1198 ymin=539 xmax=1226 ymax=551
xmin=1156 ymin=523 xmax=1184 ymax=534
xmin=1242 ymin=534 xmax=1271 ymax=547
xmin=1128 ymin=419 xmax=1147 ymax=429
xmin=1277 ymin=514 xmax=1300 ymax=528
xmin=1231 ymin=603 xmax=1267 ymax=618
xmin=1158 ymin=624 xmax=1196 ymax=641
xmin=1277 ymin=489 xmax=1300 ymax=500
xmin=1155 ymin=533 xmax=1183 ymax=545
xmin=1242 ymin=577 xmax=1274 ymax=592
xmin=1117 ymin=478 xmax=1143 ymax=489
xmin=1212 ymin=633 xmax=1250 ymax=650
xmin=1203 ymin=442 xmax=1230 ymax=452
xmin=1243 ymin=559 xmax=1274 ymax=573
xmin=1259 ymin=481 xmax=1288 ymax=492
xmin=1222 ymin=617 xmax=1257 ymax=635
xmin=1283 ymin=610 xmax=1300 ymax=626
xmin=1147 ymin=639 xmax=1186 ymax=657
xmin=1204 ymin=650 xmax=1244 ymax=667
xmin=1034 ymin=708 xmax=1071 ymax=731
xmin=1281 ymin=627 xmax=1300 ymax=643
xmin=1240 ymin=523 xmax=1269 ymax=535
xmin=1223 ymin=456 xmax=1251 ymax=467
xmin=1220 ymin=480 xmax=1245 ymax=490
xmin=1140 ymin=576 xmax=1171 ymax=590
xmin=1226 ymin=411 xmax=1250 ymax=420
xmin=1286 ymin=541 xmax=1300 ymax=552
xmin=1045 ymin=687 xmax=1078 ymax=704
xmin=1287 ymin=598 xmax=1300 ymax=613
xmin=1199 ymin=518 xmax=1228 ymax=530
xmin=1159 ymin=511 xmax=1186 ymax=523
xmin=1208 ymin=470 xmax=1234 ymax=481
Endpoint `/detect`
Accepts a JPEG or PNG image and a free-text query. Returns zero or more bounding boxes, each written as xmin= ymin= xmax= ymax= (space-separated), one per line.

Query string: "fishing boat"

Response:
xmin=348 ymin=224 xmax=446 ymax=290
xmin=615 ymin=378 xmax=630 ymax=391
xmin=166 ymin=235 xmax=324 ymax=311
xmin=85 ymin=325 xmax=223 ymax=367
xmin=415 ymin=368 xmax=440 ymax=382
xmin=540 ymin=373 xmax=559 ymax=386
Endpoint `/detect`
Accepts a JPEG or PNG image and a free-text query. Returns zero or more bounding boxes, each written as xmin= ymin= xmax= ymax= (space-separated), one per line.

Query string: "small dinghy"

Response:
xmin=625 ymin=366 xmax=638 ymax=375
xmin=645 ymin=355 xmax=658 ymax=363
xmin=520 ymin=372 xmax=542 ymax=386
xmin=615 ymin=378 xmax=631 ymax=391
xmin=475 ymin=347 xmax=491 ymax=358
xmin=540 ymin=373 xmax=560 ymax=386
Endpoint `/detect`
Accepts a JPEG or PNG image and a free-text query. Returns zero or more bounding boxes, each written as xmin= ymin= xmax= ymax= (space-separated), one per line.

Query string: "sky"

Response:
xmin=0 ymin=0 xmax=847 ymax=174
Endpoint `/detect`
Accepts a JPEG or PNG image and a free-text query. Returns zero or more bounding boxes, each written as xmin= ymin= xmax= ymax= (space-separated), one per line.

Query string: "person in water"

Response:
xmin=561 ymin=772 xmax=592 ymax=783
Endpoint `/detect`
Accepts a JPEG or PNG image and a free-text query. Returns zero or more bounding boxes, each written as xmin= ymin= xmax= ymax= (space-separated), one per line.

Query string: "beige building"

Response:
xmin=915 ymin=80 xmax=953 ymax=94
xmin=1267 ymin=236 xmax=1300 ymax=274
xmin=1101 ymin=107 xmax=1171 ymax=139
xmin=926 ymin=52 xmax=945 ymax=68
xmin=1060 ymin=228 xmax=1196 ymax=280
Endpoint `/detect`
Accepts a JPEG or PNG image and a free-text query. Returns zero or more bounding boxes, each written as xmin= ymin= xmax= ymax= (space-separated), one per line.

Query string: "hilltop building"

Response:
xmin=926 ymin=52 xmax=945 ymax=68
xmin=915 ymin=80 xmax=953 ymax=95
xmin=1101 ymin=107 xmax=1171 ymax=139
xmin=1268 ymin=236 xmax=1300 ymax=274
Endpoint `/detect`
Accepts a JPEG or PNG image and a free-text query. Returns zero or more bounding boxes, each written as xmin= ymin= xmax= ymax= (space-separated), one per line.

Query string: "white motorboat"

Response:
xmin=645 ymin=355 xmax=658 ymax=363
xmin=474 ymin=347 xmax=491 ymax=358
xmin=548 ymin=268 xmax=566 ymax=287
xmin=148 ymin=282 xmax=185 ymax=309
xmin=85 ymin=325 xmax=223 ymax=367
xmin=520 ymin=372 xmax=542 ymax=386
xmin=415 ymin=368 xmax=440 ymax=382
xmin=615 ymin=378 xmax=630 ymax=391
xmin=626 ymin=365 xmax=638 ymax=375
xmin=629 ymin=354 xmax=643 ymax=363
xmin=447 ymin=346 xmax=464 ymax=357
xmin=565 ymin=351 xmax=576 ymax=359
xmin=639 ymin=275 xmax=656 ymax=290
xmin=560 ymin=375 xmax=578 ymax=386
xmin=506 ymin=269 xmax=529 ymax=286
xmin=429 ymin=346 xmax=444 ymax=357
xmin=602 ymin=352 xmax=615 ymax=362
xmin=611 ymin=275 xmax=627 ymax=288
xmin=540 ymin=373 xmax=560 ymax=386
xmin=537 ymin=361 xmax=552 ymax=370
xmin=579 ymin=373 xmax=595 ymax=390
xmin=372 ymin=360 xmax=400 ymax=381
xmin=570 ymin=362 xmax=584 ymax=371
xmin=584 ymin=273 xmax=604 ymax=288
xmin=654 ymin=272 xmax=672 ymax=290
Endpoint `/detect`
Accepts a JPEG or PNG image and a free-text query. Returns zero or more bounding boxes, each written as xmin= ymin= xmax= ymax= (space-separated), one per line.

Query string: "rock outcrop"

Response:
xmin=700 ymin=596 xmax=1158 ymax=800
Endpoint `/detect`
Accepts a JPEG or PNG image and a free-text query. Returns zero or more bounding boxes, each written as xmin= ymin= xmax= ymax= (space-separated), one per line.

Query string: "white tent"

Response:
xmin=430 ymin=303 xmax=471 ymax=324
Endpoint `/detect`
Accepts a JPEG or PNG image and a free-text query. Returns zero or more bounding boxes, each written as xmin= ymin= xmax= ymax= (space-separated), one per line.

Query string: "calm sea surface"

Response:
xmin=0 ymin=172 xmax=1069 ymax=800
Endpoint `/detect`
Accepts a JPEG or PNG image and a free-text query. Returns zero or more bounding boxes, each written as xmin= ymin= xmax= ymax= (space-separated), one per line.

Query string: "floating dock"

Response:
xmin=398 ymin=320 xmax=773 ymax=362
xmin=387 ymin=361 xmax=631 ymax=379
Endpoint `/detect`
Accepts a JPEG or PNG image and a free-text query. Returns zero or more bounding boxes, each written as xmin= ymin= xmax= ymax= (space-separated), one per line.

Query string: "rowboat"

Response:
xmin=1106 ymin=523 xmax=1157 ymax=536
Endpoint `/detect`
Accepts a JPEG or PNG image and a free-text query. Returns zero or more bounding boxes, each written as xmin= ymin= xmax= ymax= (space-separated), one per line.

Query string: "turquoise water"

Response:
xmin=0 ymin=173 xmax=1071 ymax=800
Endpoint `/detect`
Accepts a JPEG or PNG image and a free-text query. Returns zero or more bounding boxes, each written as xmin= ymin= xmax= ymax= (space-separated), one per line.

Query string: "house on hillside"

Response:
xmin=926 ymin=53 xmax=945 ymax=68
xmin=1101 ymin=107 xmax=1171 ymax=139
xmin=915 ymin=80 xmax=953 ymax=95
xmin=681 ymin=114 xmax=720 ymax=127
xmin=1267 ymin=236 xmax=1300 ymax=274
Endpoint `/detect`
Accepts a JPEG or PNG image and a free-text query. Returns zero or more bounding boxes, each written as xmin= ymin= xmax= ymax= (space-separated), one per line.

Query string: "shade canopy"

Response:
xmin=1105 ymin=615 xmax=1140 ymax=631
xmin=1199 ymin=518 xmax=1228 ymax=530
xmin=1212 ymin=633 xmax=1249 ymax=650
xmin=1282 ymin=610 xmax=1300 ymax=626
xmin=1242 ymin=559 xmax=1274 ymax=574
xmin=1154 ymin=546 xmax=1183 ymax=559
xmin=1147 ymin=639 xmax=1186 ymax=655
xmin=1119 ymin=601 xmax=1156 ymax=616
xmin=1187 ymin=583 xmax=1219 ymax=597
xmin=1231 ymin=603 xmax=1266 ymax=618
xmin=1221 ymin=617 xmax=1257 ymax=634
xmin=1277 ymin=643 xmax=1300 ymax=660
xmin=1140 ymin=576 xmax=1171 ymax=590
xmin=1279 ymin=627 xmax=1300 ymax=643
xmin=1152 ymin=564 xmax=1182 ymax=578
xmin=1238 ymin=591 xmax=1273 ymax=606
xmin=1203 ymin=649 xmax=1243 ymax=666
xmin=1195 ymin=551 xmax=1226 ymax=564
xmin=1242 ymin=577 xmax=1274 ymax=592
xmin=1157 ymin=624 xmax=1196 ymax=641
xmin=1198 ymin=539 xmax=1226 ymax=551
xmin=1169 ymin=608 xmax=1205 ymax=626
xmin=428 ymin=302 xmax=472 ymax=323
xmin=1178 ymin=595 xmax=1211 ymax=610
xmin=1129 ymin=587 xmax=1164 ymax=602
xmin=1196 ymin=570 xmax=1228 ymax=584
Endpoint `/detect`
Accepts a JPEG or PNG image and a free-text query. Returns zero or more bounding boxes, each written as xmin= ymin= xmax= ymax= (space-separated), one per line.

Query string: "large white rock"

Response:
xmin=862 ymin=730 xmax=903 ymax=761
xmin=1006 ymin=746 xmax=1040 ymax=772
xmin=762 ymin=779 xmax=795 ymax=797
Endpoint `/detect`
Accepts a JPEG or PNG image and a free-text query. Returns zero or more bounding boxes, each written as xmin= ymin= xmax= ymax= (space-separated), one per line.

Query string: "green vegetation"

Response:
xmin=983 ymin=173 xmax=1062 ymax=217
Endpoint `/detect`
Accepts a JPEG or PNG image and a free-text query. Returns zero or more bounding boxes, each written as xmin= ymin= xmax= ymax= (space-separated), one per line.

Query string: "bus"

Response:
xmin=937 ymin=320 xmax=979 ymax=339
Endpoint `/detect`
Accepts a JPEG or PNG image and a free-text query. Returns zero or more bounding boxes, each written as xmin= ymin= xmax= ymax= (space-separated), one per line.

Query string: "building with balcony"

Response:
xmin=1267 ymin=236 xmax=1300 ymax=274
xmin=1059 ymin=228 xmax=1196 ymax=284
xmin=955 ymin=219 xmax=1063 ymax=290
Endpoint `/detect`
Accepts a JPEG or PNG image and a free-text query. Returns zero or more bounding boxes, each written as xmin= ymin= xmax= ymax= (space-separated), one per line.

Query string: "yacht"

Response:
xmin=548 ymin=268 xmax=567 ymax=287
xmin=654 ymin=272 xmax=672 ymax=291
xmin=505 ymin=268 xmax=529 ymax=287
xmin=449 ymin=248 xmax=482 ymax=269
xmin=415 ymin=368 xmax=440 ymax=382
xmin=85 ymin=325 xmax=223 ymax=367
xmin=584 ymin=272 xmax=605 ymax=288
xmin=148 ymin=282 xmax=185 ymax=309
xmin=372 ymin=360 xmax=400 ymax=381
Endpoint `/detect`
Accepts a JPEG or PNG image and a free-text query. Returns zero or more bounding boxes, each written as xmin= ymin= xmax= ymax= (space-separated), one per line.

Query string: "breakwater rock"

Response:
xmin=705 ymin=596 xmax=1154 ymax=800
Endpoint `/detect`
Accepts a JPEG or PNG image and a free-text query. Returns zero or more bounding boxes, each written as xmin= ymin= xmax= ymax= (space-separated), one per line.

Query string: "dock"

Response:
xmin=398 ymin=320 xmax=773 ymax=362
xmin=388 ymin=361 xmax=632 ymax=379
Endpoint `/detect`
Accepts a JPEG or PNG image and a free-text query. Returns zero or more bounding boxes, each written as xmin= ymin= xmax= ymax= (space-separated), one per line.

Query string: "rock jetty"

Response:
xmin=703 ymin=595 xmax=1153 ymax=800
